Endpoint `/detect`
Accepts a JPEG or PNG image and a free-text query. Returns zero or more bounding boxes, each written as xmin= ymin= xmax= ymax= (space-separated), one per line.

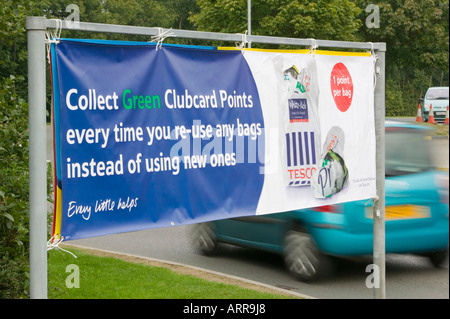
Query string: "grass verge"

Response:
xmin=48 ymin=248 xmax=296 ymax=299
xmin=425 ymin=122 xmax=449 ymax=137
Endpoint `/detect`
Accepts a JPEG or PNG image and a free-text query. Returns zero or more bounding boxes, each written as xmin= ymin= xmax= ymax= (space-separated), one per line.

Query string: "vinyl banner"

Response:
xmin=51 ymin=39 xmax=376 ymax=241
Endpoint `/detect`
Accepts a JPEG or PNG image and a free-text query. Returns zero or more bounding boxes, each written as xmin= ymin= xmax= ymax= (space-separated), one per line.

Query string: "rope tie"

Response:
xmin=151 ymin=27 xmax=175 ymax=51
xmin=47 ymin=235 xmax=77 ymax=258
xmin=235 ymin=30 xmax=248 ymax=53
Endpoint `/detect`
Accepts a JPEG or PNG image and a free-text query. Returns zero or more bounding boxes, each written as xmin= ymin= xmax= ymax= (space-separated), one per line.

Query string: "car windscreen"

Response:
xmin=425 ymin=88 xmax=449 ymax=100
xmin=385 ymin=128 xmax=434 ymax=176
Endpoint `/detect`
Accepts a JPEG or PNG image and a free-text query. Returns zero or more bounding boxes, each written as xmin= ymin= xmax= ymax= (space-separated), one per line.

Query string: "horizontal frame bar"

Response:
xmin=42 ymin=18 xmax=386 ymax=52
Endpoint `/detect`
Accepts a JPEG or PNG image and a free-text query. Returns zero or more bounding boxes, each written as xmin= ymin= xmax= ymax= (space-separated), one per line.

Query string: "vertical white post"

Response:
xmin=247 ymin=0 xmax=251 ymax=48
xmin=26 ymin=16 xmax=48 ymax=299
xmin=373 ymin=50 xmax=386 ymax=299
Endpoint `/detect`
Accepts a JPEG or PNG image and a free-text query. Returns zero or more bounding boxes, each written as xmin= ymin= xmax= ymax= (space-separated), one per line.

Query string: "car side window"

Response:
xmin=385 ymin=129 xmax=433 ymax=176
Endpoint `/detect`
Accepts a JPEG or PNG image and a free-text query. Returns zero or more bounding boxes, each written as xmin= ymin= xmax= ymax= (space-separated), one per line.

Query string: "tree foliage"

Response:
xmin=0 ymin=0 xmax=34 ymax=299
xmin=357 ymin=0 xmax=449 ymax=115
xmin=192 ymin=0 xmax=362 ymax=41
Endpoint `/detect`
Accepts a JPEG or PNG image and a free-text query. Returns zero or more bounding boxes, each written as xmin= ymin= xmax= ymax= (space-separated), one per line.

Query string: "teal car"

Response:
xmin=191 ymin=121 xmax=449 ymax=281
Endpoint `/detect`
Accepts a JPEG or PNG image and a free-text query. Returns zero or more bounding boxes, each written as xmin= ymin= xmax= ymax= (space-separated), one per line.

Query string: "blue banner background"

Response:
xmin=54 ymin=39 xmax=265 ymax=240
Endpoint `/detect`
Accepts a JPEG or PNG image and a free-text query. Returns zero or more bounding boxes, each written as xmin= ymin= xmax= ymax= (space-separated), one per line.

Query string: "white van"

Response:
xmin=422 ymin=87 xmax=449 ymax=122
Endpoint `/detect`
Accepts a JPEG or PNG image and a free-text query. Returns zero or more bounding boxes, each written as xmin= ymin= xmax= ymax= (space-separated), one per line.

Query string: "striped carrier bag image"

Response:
xmin=275 ymin=56 xmax=321 ymax=187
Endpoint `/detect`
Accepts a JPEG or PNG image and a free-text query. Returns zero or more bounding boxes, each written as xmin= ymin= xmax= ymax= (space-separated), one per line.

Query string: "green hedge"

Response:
xmin=0 ymin=75 xmax=30 ymax=299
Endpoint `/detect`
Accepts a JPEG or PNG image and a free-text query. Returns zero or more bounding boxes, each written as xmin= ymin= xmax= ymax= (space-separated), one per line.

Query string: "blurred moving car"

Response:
xmin=190 ymin=121 xmax=449 ymax=281
xmin=421 ymin=86 xmax=449 ymax=122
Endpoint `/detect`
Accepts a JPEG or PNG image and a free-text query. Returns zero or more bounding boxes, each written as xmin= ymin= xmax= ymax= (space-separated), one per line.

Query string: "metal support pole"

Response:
xmin=373 ymin=50 xmax=386 ymax=299
xmin=26 ymin=16 xmax=48 ymax=299
xmin=247 ymin=0 xmax=251 ymax=48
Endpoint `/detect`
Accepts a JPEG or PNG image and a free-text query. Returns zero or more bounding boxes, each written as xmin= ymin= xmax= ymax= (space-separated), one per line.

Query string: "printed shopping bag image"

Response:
xmin=311 ymin=126 xmax=348 ymax=198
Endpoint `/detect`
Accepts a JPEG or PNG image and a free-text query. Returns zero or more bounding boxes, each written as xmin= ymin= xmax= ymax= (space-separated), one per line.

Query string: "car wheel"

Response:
xmin=190 ymin=223 xmax=219 ymax=256
xmin=428 ymin=249 xmax=448 ymax=268
xmin=283 ymin=229 xmax=330 ymax=281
